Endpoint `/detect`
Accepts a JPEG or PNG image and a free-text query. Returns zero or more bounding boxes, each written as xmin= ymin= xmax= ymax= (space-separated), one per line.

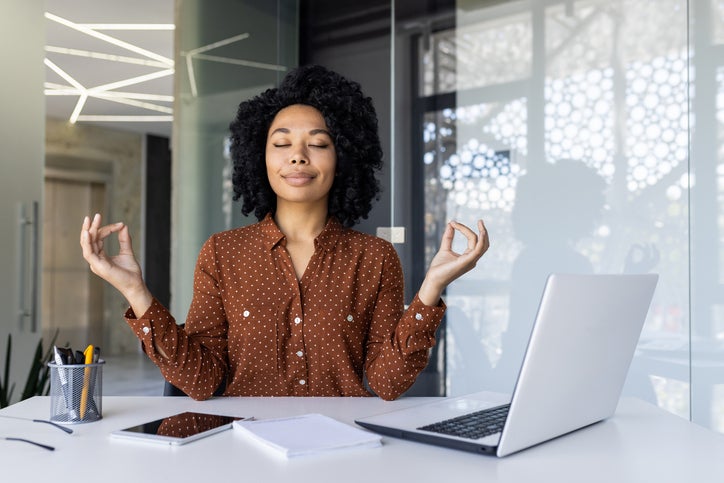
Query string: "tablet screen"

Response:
xmin=112 ymin=411 xmax=244 ymax=445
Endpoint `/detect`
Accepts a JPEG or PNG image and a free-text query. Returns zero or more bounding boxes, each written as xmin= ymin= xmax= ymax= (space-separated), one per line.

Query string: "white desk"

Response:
xmin=1 ymin=396 xmax=723 ymax=482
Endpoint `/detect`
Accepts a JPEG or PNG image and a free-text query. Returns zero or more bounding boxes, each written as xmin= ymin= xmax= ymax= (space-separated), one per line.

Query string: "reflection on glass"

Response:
xmin=417 ymin=0 xmax=708 ymax=426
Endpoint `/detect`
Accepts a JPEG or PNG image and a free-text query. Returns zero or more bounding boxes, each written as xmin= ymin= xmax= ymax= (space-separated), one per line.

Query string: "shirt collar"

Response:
xmin=259 ymin=213 xmax=344 ymax=252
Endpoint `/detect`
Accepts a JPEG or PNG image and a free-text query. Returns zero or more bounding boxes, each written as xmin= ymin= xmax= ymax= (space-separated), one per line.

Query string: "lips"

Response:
xmin=281 ymin=171 xmax=316 ymax=186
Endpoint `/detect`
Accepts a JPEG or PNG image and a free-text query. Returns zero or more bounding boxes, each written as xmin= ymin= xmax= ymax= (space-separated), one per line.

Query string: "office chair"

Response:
xmin=162 ymin=379 xmax=226 ymax=397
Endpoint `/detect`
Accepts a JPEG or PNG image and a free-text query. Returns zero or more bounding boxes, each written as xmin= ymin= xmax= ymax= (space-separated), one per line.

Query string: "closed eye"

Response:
xmin=309 ymin=144 xmax=329 ymax=148
xmin=273 ymin=144 xmax=291 ymax=148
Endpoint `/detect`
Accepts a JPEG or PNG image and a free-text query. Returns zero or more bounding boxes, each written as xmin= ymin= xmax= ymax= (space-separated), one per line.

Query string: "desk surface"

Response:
xmin=1 ymin=395 xmax=723 ymax=482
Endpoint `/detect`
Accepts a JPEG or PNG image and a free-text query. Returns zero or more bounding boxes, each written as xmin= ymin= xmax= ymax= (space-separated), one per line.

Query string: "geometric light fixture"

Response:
xmin=44 ymin=12 xmax=174 ymax=123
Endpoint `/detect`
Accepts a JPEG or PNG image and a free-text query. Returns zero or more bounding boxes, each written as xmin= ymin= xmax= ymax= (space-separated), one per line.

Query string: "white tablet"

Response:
xmin=111 ymin=411 xmax=245 ymax=445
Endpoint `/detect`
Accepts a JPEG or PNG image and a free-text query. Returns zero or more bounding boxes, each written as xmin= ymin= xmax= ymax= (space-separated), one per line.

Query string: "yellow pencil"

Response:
xmin=79 ymin=344 xmax=94 ymax=419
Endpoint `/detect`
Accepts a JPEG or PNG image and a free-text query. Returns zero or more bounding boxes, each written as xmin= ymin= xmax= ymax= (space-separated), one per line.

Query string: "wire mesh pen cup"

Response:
xmin=48 ymin=361 xmax=104 ymax=424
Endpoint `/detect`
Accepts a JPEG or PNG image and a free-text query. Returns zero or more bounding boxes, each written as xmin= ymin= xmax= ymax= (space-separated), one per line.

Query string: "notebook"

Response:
xmin=355 ymin=273 xmax=658 ymax=457
xmin=234 ymin=413 xmax=381 ymax=457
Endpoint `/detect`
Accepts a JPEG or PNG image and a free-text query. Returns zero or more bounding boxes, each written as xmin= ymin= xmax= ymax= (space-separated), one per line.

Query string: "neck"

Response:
xmin=274 ymin=201 xmax=328 ymax=242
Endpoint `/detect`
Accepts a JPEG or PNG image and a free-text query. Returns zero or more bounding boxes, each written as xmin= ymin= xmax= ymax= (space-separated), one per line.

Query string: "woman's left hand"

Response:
xmin=418 ymin=220 xmax=489 ymax=306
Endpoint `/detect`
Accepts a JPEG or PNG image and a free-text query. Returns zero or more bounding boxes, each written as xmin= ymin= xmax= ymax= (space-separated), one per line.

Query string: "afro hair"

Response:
xmin=228 ymin=64 xmax=384 ymax=227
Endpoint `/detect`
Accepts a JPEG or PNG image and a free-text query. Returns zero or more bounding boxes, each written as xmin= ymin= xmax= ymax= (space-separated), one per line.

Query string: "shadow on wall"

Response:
xmin=495 ymin=159 xmax=607 ymax=392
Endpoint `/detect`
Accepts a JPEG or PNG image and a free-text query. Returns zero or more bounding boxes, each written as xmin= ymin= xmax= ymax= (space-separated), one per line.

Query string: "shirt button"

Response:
xmin=346 ymin=314 xmax=354 ymax=322
xmin=299 ymin=379 xmax=306 ymax=385
xmin=243 ymin=310 xmax=250 ymax=317
xmin=415 ymin=313 xmax=423 ymax=321
xmin=294 ymin=317 xmax=301 ymax=325
xmin=296 ymin=350 xmax=304 ymax=357
xmin=142 ymin=326 xmax=150 ymax=335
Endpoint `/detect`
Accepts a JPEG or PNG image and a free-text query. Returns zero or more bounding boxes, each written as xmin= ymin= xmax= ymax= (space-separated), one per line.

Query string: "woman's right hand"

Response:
xmin=80 ymin=213 xmax=152 ymax=314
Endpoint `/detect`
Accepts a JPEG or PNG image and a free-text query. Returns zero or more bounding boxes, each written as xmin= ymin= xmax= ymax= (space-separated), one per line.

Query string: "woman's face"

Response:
xmin=265 ymin=104 xmax=337 ymax=209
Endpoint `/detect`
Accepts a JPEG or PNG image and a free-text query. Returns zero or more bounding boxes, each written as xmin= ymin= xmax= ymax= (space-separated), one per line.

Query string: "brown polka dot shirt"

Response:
xmin=125 ymin=214 xmax=446 ymax=401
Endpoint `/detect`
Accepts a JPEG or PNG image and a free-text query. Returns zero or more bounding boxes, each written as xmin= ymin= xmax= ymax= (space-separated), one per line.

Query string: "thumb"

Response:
xmin=117 ymin=224 xmax=135 ymax=255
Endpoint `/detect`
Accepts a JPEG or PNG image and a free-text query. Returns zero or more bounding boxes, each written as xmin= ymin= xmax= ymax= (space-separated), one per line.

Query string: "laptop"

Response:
xmin=355 ymin=273 xmax=658 ymax=457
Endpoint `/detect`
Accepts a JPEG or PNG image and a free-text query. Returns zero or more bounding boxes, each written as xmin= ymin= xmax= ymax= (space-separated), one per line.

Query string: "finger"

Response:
xmin=88 ymin=213 xmax=103 ymax=252
xmin=439 ymin=222 xmax=455 ymax=252
xmin=80 ymin=229 xmax=103 ymax=266
xmin=455 ymin=220 xmax=488 ymax=267
xmin=80 ymin=216 xmax=101 ymax=257
xmin=117 ymin=224 xmax=135 ymax=255
xmin=449 ymin=221 xmax=478 ymax=252
xmin=96 ymin=222 xmax=125 ymax=240
xmin=477 ymin=219 xmax=490 ymax=252
xmin=89 ymin=213 xmax=102 ymax=232
xmin=80 ymin=215 xmax=90 ymax=246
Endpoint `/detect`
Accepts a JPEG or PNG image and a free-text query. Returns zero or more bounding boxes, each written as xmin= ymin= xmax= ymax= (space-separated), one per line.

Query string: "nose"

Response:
xmin=289 ymin=144 xmax=308 ymax=164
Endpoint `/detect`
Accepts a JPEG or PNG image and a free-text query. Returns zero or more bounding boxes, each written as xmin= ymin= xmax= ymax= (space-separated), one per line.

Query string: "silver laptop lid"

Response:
xmin=497 ymin=273 xmax=658 ymax=456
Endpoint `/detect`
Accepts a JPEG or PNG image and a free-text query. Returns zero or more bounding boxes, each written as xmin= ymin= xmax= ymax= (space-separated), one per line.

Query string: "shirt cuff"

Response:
xmin=124 ymin=298 xmax=176 ymax=362
xmin=398 ymin=293 xmax=446 ymax=355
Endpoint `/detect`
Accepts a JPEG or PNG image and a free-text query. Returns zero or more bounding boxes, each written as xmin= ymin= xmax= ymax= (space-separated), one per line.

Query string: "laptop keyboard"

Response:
xmin=418 ymin=403 xmax=511 ymax=440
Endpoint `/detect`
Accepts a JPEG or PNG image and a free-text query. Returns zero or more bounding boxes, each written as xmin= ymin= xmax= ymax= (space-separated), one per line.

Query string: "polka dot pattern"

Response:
xmin=126 ymin=214 xmax=446 ymax=401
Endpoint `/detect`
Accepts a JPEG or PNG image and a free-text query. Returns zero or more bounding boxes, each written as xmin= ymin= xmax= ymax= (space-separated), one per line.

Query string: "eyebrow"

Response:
xmin=270 ymin=127 xmax=332 ymax=137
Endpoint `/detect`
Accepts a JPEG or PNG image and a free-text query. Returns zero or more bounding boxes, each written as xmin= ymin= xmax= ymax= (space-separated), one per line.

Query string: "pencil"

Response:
xmin=79 ymin=344 xmax=94 ymax=419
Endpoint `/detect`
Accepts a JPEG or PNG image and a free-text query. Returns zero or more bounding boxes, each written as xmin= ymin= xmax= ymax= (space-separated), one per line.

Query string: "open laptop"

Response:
xmin=356 ymin=273 xmax=658 ymax=457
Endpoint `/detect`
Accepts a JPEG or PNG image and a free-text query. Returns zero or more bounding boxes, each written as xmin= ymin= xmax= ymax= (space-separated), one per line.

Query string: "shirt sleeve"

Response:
xmin=124 ymin=235 xmax=228 ymax=401
xmin=364 ymin=243 xmax=446 ymax=401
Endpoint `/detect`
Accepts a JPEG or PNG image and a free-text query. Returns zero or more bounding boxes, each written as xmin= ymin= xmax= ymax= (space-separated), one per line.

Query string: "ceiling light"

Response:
xmin=78 ymin=24 xmax=175 ymax=31
xmin=45 ymin=12 xmax=175 ymax=126
xmin=76 ymin=115 xmax=173 ymax=122
xmin=44 ymin=58 xmax=84 ymax=91
xmin=45 ymin=46 xmax=170 ymax=69
xmin=70 ymin=93 xmax=88 ymax=124
xmin=45 ymin=13 xmax=173 ymax=67
xmin=90 ymin=69 xmax=174 ymax=93
xmin=96 ymin=96 xmax=173 ymax=114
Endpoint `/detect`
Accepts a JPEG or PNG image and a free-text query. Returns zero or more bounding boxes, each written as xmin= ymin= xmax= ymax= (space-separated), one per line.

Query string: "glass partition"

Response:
xmin=172 ymin=0 xmax=298 ymax=317
xmin=409 ymin=0 xmax=724 ymax=431
xmin=171 ymin=0 xmax=724 ymax=432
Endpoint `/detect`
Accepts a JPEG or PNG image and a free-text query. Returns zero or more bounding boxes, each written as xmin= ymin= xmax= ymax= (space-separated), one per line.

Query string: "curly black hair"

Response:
xmin=228 ymin=65 xmax=383 ymax=227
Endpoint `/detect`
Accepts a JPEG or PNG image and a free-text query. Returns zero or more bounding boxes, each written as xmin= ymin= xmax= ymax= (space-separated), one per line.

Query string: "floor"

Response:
xmin=102 ymin=352 xmax=166 ymax=396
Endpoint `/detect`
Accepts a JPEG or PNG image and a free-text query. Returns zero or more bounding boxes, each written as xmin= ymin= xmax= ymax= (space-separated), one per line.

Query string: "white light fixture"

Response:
xmin=45 ymin=46 xmax=170 ymax=68
xmin=45 ymin=13 xmax=173 ymax=66
xmin=44 ymin=12 xmax=174 ymax=125
xmin=78 ymin=24 xmax=175 ymax=31
xmin=76 ymin=115 xmax=173 ymax=122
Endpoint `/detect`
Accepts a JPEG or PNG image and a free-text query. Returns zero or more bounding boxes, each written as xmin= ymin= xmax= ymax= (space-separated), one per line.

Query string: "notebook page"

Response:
xmin=234 ymin=413 xmax=382 ymax=457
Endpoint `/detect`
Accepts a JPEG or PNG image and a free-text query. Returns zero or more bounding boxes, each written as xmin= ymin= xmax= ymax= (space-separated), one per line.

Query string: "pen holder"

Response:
xmin=48 ymin=361 xmax=104 ymax=424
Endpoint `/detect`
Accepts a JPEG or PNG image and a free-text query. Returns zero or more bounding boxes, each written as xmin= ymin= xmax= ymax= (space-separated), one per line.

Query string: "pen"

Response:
xmin=88 ymin=347 xmax=101 ymax=416
xmin=52 ymin=346 xmax=77 ymax=419
xmin=0 ymin=414 xmax=73 ymax=434
xmin=3 ymin=437 xmax=55 ymax=451
xmin=79 ymin=344 xmax=94 ymax=419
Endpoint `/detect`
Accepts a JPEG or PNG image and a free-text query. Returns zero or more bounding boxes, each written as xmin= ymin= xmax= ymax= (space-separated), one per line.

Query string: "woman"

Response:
xmin=80 ymin=65 xmax=489 ymax=401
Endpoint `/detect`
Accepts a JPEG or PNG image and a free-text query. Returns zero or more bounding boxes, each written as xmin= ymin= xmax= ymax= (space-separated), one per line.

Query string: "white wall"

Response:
xmin=0 ymin=1 xmax=45 ymax=404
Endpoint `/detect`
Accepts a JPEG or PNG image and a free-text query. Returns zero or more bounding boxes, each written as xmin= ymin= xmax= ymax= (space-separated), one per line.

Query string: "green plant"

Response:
xmin=0 ymin=330 xmax=58 ymax=409
xmin=0 ymin=334 xmax=13 ymax=408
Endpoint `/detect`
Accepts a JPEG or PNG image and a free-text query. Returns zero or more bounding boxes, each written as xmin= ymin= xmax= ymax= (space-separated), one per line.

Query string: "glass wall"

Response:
xmin=174 ymin=0 xmax=723 ymax=431
xmin=413 ymin=0 xmax=722 ymax=431
xmin=172 ymin=0 xmax=298 ymax=317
